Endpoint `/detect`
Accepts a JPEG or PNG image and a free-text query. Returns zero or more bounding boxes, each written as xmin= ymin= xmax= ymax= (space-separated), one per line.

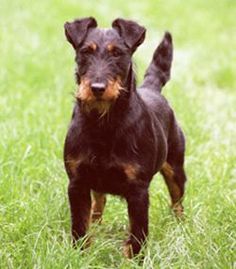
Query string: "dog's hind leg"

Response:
xmin=161 ymin=162 xmax=187 ymax=217
xmin=161 ymin=129 xmax=187 ymax=217
xmin=91 ymin=191 xmax=106 ymax=223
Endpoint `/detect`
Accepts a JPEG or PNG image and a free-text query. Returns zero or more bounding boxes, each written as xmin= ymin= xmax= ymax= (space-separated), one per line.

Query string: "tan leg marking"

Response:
xmin=91 ymin=191 xmax=106 ymax=223
xmin=123 ymin=243 xmax=134 ymax=259
xmin=161 ymin=162 xmax=184 ymax=217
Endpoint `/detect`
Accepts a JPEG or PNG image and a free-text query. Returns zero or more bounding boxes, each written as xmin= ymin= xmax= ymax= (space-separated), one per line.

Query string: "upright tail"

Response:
xmin=142 ymin=32 xmax=173 ymax=92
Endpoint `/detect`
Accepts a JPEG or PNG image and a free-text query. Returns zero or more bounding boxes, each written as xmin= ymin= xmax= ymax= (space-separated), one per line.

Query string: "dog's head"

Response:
xmin=64 ymin=17 xmax=146 ymax=116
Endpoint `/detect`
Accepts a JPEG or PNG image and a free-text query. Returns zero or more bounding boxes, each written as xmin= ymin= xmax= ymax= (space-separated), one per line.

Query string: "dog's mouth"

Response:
xmin=75 ymin=77 xmax=125 ymax=116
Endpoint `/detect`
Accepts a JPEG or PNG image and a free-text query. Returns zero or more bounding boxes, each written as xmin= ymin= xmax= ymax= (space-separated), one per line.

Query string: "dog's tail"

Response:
xmin=141 ymin=32 xmax=173 ymax=92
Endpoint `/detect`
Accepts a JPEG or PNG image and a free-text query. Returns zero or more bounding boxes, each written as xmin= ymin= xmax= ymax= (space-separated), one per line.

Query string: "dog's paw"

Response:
xmin=172 ymin=202 xmax=184 ymax=218
xmin=72 ymin=235 xmax=92 ymax=250
xmin=123 ymin=243 xmax=134 ymax=259
xmin=91 ymin=211 xmax=103 ymax=224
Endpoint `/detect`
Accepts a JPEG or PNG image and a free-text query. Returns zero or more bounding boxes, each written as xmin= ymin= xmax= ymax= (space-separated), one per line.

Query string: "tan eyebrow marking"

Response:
xmin=88 ymin=42 xmax=97 ymax=51
xmin=107 ymin=43 xmax=115 ymax=52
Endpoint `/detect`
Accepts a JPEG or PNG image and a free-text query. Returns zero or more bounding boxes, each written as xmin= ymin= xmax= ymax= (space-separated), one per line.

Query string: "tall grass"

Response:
xmin=0 ymin=0 xmax=235 ymax=268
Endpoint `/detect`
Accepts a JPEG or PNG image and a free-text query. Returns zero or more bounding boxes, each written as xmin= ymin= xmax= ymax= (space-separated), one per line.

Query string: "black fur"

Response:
xmin=64 ymin=17 xmax=187 ymax=257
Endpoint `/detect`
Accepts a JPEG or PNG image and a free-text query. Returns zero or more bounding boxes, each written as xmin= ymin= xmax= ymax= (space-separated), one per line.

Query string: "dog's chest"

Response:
xmin=75 ymin=149 xmax=140 ymax=195
xmin=68 ymin=129 xmax=141 ymax=190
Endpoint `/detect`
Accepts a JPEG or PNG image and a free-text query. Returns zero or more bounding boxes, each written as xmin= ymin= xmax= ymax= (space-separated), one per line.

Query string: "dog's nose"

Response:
xmin=91 ymin=83 xmax=106 ymax=96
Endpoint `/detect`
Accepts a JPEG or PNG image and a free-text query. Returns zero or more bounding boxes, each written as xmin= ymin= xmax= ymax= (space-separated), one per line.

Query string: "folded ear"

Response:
xmin=64 ymin=17 xmax=97 ymax=49
xmin=112 ymin=18 xmax=146 ymax=53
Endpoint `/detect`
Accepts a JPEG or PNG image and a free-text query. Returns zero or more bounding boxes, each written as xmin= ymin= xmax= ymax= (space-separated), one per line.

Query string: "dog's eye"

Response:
xmin=111 ymin=48 xmax=123 ymax=58
xmin=80 ymin=46 xmax=94 ymax=55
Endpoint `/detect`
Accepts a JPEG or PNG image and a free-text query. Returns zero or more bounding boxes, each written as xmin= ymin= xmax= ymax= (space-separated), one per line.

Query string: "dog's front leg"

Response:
xmin=124 ymin=186 xmax=149 ymax=258
xmin=68 ymin=179 xmax=91 ymax=246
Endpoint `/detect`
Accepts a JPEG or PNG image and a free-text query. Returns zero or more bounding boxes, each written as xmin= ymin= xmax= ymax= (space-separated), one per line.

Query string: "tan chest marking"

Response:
xmin=122 ymin=163 xmax=139 ymax=181
xmin=66 ymin=154 xmax=89 ymax=176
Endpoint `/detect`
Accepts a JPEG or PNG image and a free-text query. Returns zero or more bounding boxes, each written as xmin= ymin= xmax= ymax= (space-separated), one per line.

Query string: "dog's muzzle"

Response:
xmin=91 ymin=82 xmax=106 ymax=98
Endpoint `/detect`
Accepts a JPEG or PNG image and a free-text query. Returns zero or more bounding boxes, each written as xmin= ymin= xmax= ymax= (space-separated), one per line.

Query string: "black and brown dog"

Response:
xmin=64 ymin=17 xmax=187 ymax=258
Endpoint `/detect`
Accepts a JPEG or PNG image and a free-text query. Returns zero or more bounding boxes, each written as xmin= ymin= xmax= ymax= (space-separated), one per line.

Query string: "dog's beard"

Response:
xmin=75 ymin=77 xmax=124 ymax=117
xmin=81 ymin=100 xmax=112 ymax=117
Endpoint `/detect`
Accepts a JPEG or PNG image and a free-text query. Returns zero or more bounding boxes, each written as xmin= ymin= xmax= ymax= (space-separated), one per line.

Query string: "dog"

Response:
xmin=63 ymin=17 xmax=187 ymax=258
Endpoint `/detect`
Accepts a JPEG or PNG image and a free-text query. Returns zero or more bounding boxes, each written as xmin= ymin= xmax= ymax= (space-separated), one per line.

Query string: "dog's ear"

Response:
xmin=112 ymin=18 xmax=146 ymax=53
xmin=64 ymin=17 xmax=97 ymax=49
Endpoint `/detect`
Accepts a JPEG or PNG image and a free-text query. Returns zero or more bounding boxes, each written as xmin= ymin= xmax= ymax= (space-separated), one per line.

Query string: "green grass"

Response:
xmin=0 ymin=0 xmax=235 ymax=268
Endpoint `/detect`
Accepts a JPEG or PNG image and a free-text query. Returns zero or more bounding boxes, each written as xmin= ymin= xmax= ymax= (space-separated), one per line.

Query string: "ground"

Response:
xmin=0 ymin=0 xmax=235 ymax=268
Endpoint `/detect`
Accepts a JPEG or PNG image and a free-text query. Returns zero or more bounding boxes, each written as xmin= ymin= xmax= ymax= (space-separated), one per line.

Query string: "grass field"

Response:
xmin=0 ymin=0 xmax=236 ymax=268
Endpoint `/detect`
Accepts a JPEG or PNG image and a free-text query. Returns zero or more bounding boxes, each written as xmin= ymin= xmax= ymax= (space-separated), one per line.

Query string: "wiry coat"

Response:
xmin=64 ymin=17 xmax=187 ymax=258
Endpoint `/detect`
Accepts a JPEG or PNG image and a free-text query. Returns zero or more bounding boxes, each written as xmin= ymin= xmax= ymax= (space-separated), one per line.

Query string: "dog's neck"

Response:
xmin=125 ymin=63 xmax=136 ymax=93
